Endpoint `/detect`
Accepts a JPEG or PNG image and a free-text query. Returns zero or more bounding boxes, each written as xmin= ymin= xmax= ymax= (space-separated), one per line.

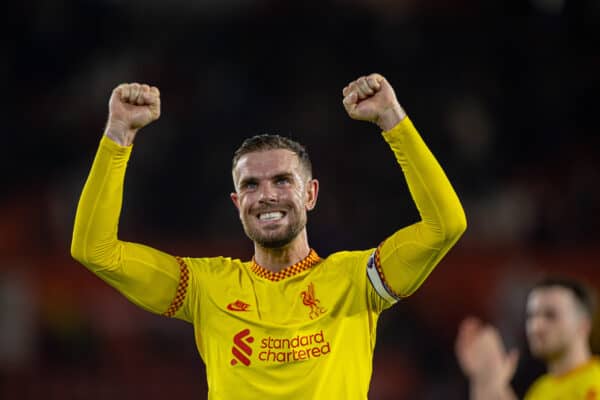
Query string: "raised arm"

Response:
xmin=71 ymin=83 xmax=185 ymax=317
xmin=343 ymin=74 xmax=467 ymax=299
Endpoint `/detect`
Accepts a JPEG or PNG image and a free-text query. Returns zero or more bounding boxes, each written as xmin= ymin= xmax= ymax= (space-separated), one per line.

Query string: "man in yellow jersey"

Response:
xmin=71 ymin=73 xmax=467 ymax=399
xmin=456 ymin=278 xmax=600 ymax=399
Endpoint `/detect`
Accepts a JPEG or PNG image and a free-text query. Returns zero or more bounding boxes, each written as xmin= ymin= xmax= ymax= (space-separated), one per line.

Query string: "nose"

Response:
xmin=258 ymin=182 xmax=278 ymax=203
xmin=527 ymin=316 xmax=544 ymax=336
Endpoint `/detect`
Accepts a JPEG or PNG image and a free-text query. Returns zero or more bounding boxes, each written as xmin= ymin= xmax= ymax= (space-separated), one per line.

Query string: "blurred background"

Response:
xmin=2 ymin=0 xmax=599 ymax=398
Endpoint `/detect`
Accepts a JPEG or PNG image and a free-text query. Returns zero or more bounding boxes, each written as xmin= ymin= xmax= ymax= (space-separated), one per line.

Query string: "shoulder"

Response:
xmin=317 ymin=249 xmax=376 ymax=282
xmin=320 ymin=249 xmax=374 ymax=268
xmin=524 ymin=373 xmax=551 ymax=399
xmin=181 ymin=256 xmax=246 ymax=277
xmin=586 ymin=357 xmax=600 ymax=379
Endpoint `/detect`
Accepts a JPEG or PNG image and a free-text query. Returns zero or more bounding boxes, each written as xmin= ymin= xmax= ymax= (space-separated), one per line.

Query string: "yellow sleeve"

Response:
xmin=373 ymin=117 xmax=467 ymax=299
xmin=71 ymin=135 xmax=185 ymax=317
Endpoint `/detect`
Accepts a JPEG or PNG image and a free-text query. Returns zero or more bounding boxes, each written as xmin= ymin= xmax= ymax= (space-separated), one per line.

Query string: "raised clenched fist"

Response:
xmin=104 ymin=83 xmax=161 ymax=146
xmin=342 ymin=73 xmax=406 ymax=131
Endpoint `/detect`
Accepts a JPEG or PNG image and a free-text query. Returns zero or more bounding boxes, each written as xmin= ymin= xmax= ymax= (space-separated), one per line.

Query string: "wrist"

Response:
xmin=469 ymin=375 xmax=510 ymax=394
xmin=104 ymin=121 xmax=137 ymax=146
xmin=376 ymin=104 xmax=407 ymax=131
xmin=470 ymin=381 xmax=515 ymax=400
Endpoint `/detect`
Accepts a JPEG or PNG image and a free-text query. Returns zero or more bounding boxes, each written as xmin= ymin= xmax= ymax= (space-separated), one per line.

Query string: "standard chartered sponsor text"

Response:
xmin=258 ymin=330 xmax=331 ymax=363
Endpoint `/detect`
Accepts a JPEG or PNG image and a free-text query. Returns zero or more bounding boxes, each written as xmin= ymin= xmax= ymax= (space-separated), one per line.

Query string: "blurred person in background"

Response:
xmin=456 ymin=277 xmax=600 ymax=399
xmin=70 ymin=73 xmax=466 ymax=399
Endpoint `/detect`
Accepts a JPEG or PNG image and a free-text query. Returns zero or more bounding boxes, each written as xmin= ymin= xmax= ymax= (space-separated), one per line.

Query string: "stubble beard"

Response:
xmin=242 ymin=211 xmax=306 ymax=249
xmin=528 ymin=338 xmax=566 ymax=363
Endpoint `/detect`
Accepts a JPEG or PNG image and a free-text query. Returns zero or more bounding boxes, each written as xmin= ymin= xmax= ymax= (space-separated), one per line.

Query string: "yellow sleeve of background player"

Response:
xmin=71 ymin=136 xmax=186 ymax=318
xmin=367 ymin=118 xmax=466 ymax=302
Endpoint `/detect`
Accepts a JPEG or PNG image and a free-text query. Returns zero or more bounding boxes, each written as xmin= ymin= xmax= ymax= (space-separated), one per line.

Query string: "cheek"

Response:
xmin=282 ymin=188 xmax=302 ymax=207
xmin=560 ymin=320 xmax=579 ymax=336
xmin=525 ymin=320 xmax=534 ymax=334
xmin=237 ymin=195 xmax=253 ymax=214
xmin=546 ymin=320 xmax=574 ymax=340
xmin=293 ymin=185 xmax=309 ymax=205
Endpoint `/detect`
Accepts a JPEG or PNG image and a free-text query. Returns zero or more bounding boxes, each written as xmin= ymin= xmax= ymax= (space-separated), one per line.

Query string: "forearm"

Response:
xmin=71 ymin=135 xmax=181 ymax=314
xmin=71 ymin=135 xmax=131 ymax=266
xmin=378 ymin=118 xmax=467 ymax=296
xmin=383 ymin=117 xmax=466 ymax=242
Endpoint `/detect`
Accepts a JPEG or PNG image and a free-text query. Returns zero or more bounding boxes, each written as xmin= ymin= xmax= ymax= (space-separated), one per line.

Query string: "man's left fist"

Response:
xmin=342 ymin=73 xmax=406 ymax=131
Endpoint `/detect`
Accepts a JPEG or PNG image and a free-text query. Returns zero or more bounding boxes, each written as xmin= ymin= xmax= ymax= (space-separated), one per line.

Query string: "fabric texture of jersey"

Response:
xmin=175 ymin=250 xmax=389 ymax=399
xmin=524 ymin=357 xmax=600 ymax=400
xmin=71 ymin=117 xmax=466 ymax=399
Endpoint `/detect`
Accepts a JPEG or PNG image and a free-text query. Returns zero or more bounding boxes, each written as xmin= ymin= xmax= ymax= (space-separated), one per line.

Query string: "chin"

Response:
xmin=529 ymin=347 xmax=545 ymax=359
xmin=246 ymin=222 xmax=304 ymax=249
xmin=249 ymin=230 xmax=297 ymax=249
xmin=531 ymin=346 xmax=561 ymax=362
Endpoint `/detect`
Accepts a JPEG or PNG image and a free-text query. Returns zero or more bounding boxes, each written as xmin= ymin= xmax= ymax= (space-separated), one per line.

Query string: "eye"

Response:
xmin=275 ymin=177 xmax=291 ymax=186
xmin=241 ymin=181 xmax=257 ymax=190
xmin=543 ymin=310 xmax=557 ymax=321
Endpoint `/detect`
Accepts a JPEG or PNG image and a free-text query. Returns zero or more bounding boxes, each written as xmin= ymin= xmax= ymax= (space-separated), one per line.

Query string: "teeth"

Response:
xmin=259 ymin=212 xmax=284 ymax=221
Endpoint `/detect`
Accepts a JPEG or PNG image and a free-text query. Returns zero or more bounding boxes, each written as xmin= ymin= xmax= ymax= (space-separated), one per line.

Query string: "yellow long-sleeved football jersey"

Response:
xmin=71 ymin=117 xmax=466 ymax=399
xmin=524 ymin=357 xmax=600 ymax=400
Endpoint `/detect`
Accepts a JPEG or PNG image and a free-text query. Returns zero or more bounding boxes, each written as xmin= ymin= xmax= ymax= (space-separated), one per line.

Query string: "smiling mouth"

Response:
xmin=257 ymin=211 xmax=286 ymax=221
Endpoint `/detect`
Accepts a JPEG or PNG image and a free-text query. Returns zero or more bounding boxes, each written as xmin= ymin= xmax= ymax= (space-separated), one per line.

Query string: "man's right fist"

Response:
xmin=105 ymin=83 xmax=161 ymax=146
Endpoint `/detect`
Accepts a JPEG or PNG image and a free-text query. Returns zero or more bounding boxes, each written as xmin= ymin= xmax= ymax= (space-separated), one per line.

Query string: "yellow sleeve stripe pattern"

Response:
xmin=163 ymin=256 xmax=190 ymax=317
xmin=367 ymin=242 xmax=400 ymax=304
xmin=250 ymin=249 xmax=321 ymax=281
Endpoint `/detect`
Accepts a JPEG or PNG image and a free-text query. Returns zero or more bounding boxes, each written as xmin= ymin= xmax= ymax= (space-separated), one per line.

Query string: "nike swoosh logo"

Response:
xmin=227 ymin=301 xmax=250 ymax=312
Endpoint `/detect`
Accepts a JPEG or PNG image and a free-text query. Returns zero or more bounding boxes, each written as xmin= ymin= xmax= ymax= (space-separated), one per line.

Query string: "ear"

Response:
xmin=305 ymin=178 xmax=319 ymax=211
xmin=230 ymin=192 xmax=240 ymax=210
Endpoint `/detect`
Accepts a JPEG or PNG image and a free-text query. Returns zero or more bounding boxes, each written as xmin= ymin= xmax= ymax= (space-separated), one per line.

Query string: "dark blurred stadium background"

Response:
xmin=2 ymin=0 xmax=599 ymax=398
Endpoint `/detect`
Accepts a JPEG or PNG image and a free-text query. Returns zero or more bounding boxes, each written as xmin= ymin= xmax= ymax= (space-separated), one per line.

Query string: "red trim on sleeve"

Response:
xmin=374 ymin=241 xmax=403 ymax=299
xmin=163 ymin=256 xmax=190 ymax=317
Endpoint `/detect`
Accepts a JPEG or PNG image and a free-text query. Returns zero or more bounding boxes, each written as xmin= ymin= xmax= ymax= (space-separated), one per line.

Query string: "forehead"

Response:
xmin=527 ymin=287 xmax=577 ymax=313
xmin=233 ymin=149 xmax=302 ymax=180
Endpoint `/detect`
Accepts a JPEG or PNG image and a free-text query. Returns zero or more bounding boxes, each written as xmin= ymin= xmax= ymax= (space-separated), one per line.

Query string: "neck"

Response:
xmin=547 ymin=341 xmax=591 ymax=376
xmin=253 ymin=230 xmax=311 ymax=273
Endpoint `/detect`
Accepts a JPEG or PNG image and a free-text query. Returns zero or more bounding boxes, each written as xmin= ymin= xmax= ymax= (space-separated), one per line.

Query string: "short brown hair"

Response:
xmin=532 ymin=277 xmax=597 ymax=319
xmin=232 ymin=134 xmax=312 ymax=177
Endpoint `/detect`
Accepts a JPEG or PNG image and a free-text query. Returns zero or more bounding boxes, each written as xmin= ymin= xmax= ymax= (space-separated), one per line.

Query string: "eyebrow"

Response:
xmin=238 ymin=172 xmax=295 ymax=187
xmin=272 ymin=172 xmax=295 ymax=181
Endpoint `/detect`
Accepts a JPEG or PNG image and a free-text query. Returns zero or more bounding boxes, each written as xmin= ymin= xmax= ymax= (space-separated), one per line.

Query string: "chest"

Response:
xmin=203 ymin=269 xmax=360 ymax=328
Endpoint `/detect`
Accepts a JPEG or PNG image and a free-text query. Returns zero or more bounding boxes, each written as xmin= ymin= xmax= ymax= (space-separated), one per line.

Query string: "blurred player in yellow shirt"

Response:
xmin=456 ymin=278 xmax=600 ymax=399
xmin=71 ymin=73 xmax=466 ymax=399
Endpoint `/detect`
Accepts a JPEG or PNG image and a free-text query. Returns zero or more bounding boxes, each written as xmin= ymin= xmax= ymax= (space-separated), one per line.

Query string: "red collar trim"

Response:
xmin=249 ymin=249 xmax=321 ymax=281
